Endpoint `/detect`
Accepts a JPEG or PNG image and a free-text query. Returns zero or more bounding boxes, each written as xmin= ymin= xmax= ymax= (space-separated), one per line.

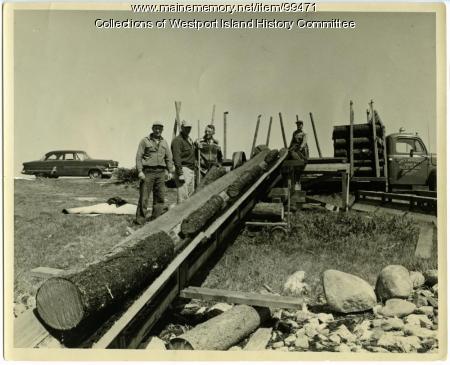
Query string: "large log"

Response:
xmin=168 ymin=305 xmax=270 ymax=350
xmin=250 ymin=202 xmax=284 ymax=221
xmin=36 ymin=232 xmax=174 ymax=331
xmin=332 ymin=123 xmax=382 ymax=139
xmin=197 ymin=165 xmax=227 ymax=190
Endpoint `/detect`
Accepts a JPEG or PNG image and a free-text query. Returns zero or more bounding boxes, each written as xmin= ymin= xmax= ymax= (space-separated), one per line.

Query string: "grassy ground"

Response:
xmin=202 ymin=209 xmax=438 ymax=303
xmin=13 ymin=178 xmax=177 ymax=301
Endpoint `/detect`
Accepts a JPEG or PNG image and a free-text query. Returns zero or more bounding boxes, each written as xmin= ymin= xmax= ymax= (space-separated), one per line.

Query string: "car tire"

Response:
xmin=89 ymin=169 xmax=102 ymax=179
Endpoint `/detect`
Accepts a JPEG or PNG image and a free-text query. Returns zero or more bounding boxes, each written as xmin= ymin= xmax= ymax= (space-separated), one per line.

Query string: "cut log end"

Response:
xmin=36 ymin=277 xmax=85 ymax=331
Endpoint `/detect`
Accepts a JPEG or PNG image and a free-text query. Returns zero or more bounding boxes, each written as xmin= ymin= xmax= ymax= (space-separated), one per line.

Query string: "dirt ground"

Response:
xmin=13 ymin=178 xmax=177 ymax=302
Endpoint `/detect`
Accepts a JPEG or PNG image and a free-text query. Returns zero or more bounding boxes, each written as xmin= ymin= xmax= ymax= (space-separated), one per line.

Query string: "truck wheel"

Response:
xmin=89 ymin=169 xmax=102 ymax=179
xmin=428 ymin=173 xmax=436 ymax=191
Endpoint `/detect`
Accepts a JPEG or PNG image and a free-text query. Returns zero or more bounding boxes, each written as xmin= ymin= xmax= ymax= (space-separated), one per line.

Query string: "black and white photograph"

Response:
xmin=3 ymin=1 xmax=446 ymax=361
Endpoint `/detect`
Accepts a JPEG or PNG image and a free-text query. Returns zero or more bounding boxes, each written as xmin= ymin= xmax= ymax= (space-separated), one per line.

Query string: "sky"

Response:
xmin=13 ymin=10 xmax=436 ymax=175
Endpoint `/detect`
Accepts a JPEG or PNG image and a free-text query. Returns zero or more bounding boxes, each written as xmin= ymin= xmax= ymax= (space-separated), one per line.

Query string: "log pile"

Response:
xmin=35 ymin=147 xmax=284 ymax=333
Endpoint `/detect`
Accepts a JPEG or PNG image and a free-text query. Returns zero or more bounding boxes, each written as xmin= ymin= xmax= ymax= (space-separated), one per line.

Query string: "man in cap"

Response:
xmin=171 ymin=120 xmax=197 ymax=203
xmin=135 ymin=121 xmax=173 ymax=225
xmin=289 ymin=120 xmax=309 ymax=160
xmin=195 ymin=124 xmax=223 ymax=177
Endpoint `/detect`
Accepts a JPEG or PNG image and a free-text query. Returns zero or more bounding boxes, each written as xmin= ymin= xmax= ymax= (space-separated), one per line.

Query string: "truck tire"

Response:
xmin=428 ymin=172 xmax=436 ymax=191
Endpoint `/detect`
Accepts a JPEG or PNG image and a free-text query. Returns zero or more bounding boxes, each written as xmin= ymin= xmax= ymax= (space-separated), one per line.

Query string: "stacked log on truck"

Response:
xmin=332 ymin=118 xmax=386 ymax=177
xmin=36 ymin=146 xmax=283 ymax=335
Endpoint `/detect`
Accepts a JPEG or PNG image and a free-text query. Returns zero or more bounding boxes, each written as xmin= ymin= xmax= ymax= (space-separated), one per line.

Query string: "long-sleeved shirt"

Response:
xmin=136 ymin=134 xmax=173 ymax=173
xmin=289 ymin=130 xmax=308 ymax=150
xmin=171 ymin=133 xmax=196 ymax=175
xmin=195 ymin=136 xmax=223 ymax=173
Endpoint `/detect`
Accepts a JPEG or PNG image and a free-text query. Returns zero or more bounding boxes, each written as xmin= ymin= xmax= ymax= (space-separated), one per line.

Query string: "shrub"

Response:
xmin=115 ymin=167 xmax=139 ymax=184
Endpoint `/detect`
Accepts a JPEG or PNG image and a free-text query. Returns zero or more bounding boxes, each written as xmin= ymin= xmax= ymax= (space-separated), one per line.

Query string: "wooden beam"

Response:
xmin=180 ymin=286 xmax=304 ymax=309
xmin=223 ymin=111 xmax=228 ymax=159
xmin=250 ymin=115 xmax=261 ymax=156
xmin=309 ymin=112 xmax=322 ymax=158
xmin=279 ymin=112 xmax=287 ymax=148
xmin=303 ymin=163 xmax=350 ymax=173
xmin=266 ymin=116 xmax=272 ymax=146
xmin=369 ymin=100 xmax=380 ymax=177
xmin=30 ymin=267 xmax=65 ymax=279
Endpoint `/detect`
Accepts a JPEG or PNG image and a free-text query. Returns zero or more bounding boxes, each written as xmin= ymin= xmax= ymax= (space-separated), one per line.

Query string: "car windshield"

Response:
xmin=78 ymin=152 xmax=90 ymax=160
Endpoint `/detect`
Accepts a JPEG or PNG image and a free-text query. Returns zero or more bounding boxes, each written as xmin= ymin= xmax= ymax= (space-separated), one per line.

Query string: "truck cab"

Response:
xmin=386 ymin=131 xmax=436 ymax=190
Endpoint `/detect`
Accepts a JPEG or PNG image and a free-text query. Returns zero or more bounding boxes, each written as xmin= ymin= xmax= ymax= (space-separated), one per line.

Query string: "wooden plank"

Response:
xmin=369 ymin=101 xmax=380 ymax=177
xmin=351 ymin=202 xmax=379 ymax=213
xmin=358 ymin=190 xmax=437 ymax=205
xmin=309 ymin=112 xmax=322 ymax=158
xmin=14 ymin=309 xmax=53 ymax=348
xmin=341 ymin=172 xmax=349 ymax=211
xmin=303 ymin=163 xmax=349 ymax=173
xmin=245 ymin=222 xmax=288 ymax=227
xmin=415 ymin=222 xmax=434 ymax=259
xmin=307 ymin=157 xmax=347 ymax=164
xmin=243 ymin=328 xmax=272 ymax=351
xmin=180 ymin=287 xmax=304 ymax=309
xmin=266 ymin=116 xmax=272 ymax=146
xmin=279 ymin=112 xmax=287 ymax=148
xmin=30 ymin=267 xmax=65 ymax=279
xmin=250 ymin=115 xmax=261 ymax=156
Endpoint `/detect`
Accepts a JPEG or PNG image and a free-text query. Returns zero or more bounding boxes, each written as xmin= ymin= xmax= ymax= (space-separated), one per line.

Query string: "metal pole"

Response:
xmin=266 ymin=116 xmax=272 ymax=146
xmin=369 ymin=100 xmax=380 ymax=177
xmin=279 ymin=112 xmax=287 ymax=148
xmin=223 ymin=112 xmax=228 ymax=159
xmin=309 ymin=112 xmax=322 ymax=158
xmin=251 ymin=115 xmax=261 ymax=157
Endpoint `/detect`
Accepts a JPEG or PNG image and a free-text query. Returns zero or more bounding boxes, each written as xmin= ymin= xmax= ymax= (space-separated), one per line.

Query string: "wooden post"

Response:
xmin=223 ymin=112 xmax=228 ymax=159
xmin=173 ymin=101 xmax=181 ymax=139
xmin=197 ymin=120 xmax=201 ymax=187
xmin=366 ymin=109 xmax=370 ymax=123
xmin=251 ymin=115 xmax=261 ymax=156
xmin=266 ymin=116 xmax=272 ymax=146
xmin=279 ymin=112 xmax=287 ymax=148
xmin=376 ymin=110 xmax=389 ymax=192
xmin=211 ymin=104 xmax=216 ymax=125
xmin=309 ymin=112 xmax=322 ymax=158
xmin=341 ymin=171 xmax=349 ymax=212
xmin=369 ymin=100 xmax=380 ymax=177
xmin=349 ymin=101 xmax=354 ymax=177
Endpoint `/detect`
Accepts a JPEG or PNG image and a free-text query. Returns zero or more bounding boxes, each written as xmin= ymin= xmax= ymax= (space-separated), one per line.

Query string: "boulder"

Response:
xmin=416 ymin=306 xmax=434 ymax=316
xmin=379 ymin=333 xmax=421 ymax=352
xmin=322 ymin=270 xmax=377 ymax=313
xmin=376 ymin=265 xmax=413 ymax=301
xmin=409 ymin=271 xmax=425 ymax=289
xmin=405 ymin=314 xmax=433 ymax=328
xmin=272 ymin=341 xmax=284 ymax=349
xmin=329 ymin=334 xmax=341 ymax=344
xmin=404 ymin=324 xmax=437 ymax=339
xmin=380 ymin=318 xmax=404 ymax=331
xmin=432 ymin=284 xmax=438 ymax=295
xmin=317 ymin=313 xmax=334 ymax=323
xmin=284 ymin=334 xmax=296 ymax=345
xmin=423 ymin=269 xmax=438 ymax=286
xmin=379 ymin=299 xmax=416 ymax=318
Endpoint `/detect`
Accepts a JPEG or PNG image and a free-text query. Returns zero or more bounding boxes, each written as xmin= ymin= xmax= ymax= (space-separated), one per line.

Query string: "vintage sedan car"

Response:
xmin=22 ymin=150 xmax=119 ymax=178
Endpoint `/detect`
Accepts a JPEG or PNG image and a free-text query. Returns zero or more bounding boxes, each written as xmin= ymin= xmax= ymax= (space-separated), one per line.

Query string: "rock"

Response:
xmin=379 ymin=333 xmax=421 ymax=352
xmin=358 ymin=329 xmax=374 ymax=342
xmin=275 ymin=346 xmax=289 ymax=351
xmin=26 ymin=296 xmax=36 ymax=309
xmin=304 ymin=320 xmax=319 ymax=338
xmin=333 ymin=324 xmax=357 ymax=343
xmin=423 ymin=269 xmax=438 ymax=286
xmin=228 ymin=346 xmax=241 ymax=351
xmin=277 ymin=319 xmax=297 ymax=333
xmin=295 ymin=328 xmax=306 ymax=337
xmin=409 ymin=271 xmax=425 ymax=289
xmin=405 ymin=314 xmax=433 ymax=328
xmin=295 ymin=310 xmax=314 ymax=323
xmin=404 ymin=324 xmax=437 ymax=339
xmin=285 ymin=319 xmax=300 ymax=329
xmin=427 ymin=297 xmax=438 ymax=308
xmin=329 ymin=334 xmax=341 ymax=344
xmin=354 ymin=319 xmax=371 ymax=333
xmin=294 ymin=335 xmax=309 ymax=349
xmin=13 ymin=303 xmax=26 ymax=317
xmin=284 ymin=335 xmax=296 ymax=345
xmin=416 ymin=306 xmax=434 ymax=316
xmin=315 ymin=342 xmax=325 ymax=350
xmin=195 ymin=306 xmax=207 ymax=315
xmin=376 ymin=265 xmax=413 ymax=301
xmin=372 ymin=304 xmax=383 ymax=317
xmin=377 ymin=332 xmax=397 ymax=348
xmin=207 ymin=302 xmax=232 ymax=315
xmin=272 ymin=341 xmax=284 ymax=349
xmin=272 ymin=309 xmax=283 ymax=320
xmin=322 ymin=270 xmax=377 ymax=313
xmin=379 ymin=299 xmax=416 ymax=318
xmin=417 ymin=289 xmax=434 ymax=298
xmin=317 ymin=313 xmax=334 ymax=323
xmin=336 ymin=343 xmax=351 ymax=352
xmin=283 ymin=271 xmax=309 ymax=297
xmin=412 ymin=293 xmax=429 ymax=307
xmin=317 ymin=323 xmax=330 ymax=336
xmin=380 ymin=318 xmax=404 ymax=331
xmin=432 ymin=284 xmax=438 ymax=294
xmin=367 ymin=346 xmax=389 ymax=353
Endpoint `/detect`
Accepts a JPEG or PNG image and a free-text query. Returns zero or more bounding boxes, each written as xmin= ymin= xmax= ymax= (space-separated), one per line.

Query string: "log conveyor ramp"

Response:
xmin=14 ymin=147 xmax=289 ymax=349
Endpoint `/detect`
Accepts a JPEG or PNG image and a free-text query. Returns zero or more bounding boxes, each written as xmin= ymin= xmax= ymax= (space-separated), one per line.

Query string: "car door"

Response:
xmin=62 ymin=152 xmax=78 ymax=176
xmin=42 ymin=152 xmax=64 ymax=175
xmin=389 ymin=137 xmax=429 ymax=186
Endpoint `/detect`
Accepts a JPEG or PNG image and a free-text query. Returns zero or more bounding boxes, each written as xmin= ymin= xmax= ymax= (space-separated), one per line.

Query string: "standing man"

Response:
xmin=135 ymin=122 xmax=173 ymax=225
xmin=289 ymin=120 xmax=309 ymax=160
xmin=195 ymin=124 xmax=223 ymax=176
xmin=171 ymin=120 xmax=196 ymax=203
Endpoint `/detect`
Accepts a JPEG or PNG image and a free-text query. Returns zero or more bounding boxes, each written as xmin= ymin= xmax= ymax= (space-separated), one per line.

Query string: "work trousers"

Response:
xmin=135 ymin=168 xmax=166 ymax=225
xmin=175 ymin=166 xmax=196 ymax=204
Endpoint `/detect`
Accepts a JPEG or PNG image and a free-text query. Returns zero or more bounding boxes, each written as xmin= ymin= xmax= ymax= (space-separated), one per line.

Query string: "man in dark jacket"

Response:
xmin=171 ymin=120 xmax=196 ymax=203
xmin=135 ymin=122 xmax=173 ymax=225
xmin=195 ymin=124 xmax=223 ymax=176
xmin=289 ymin=120 xmax=309 ymax=160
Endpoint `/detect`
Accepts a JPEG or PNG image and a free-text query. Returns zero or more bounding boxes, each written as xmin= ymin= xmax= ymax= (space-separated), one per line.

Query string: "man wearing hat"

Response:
xmin=195 ymin=124 xmax=223 ymax=176
xmin=135 ymin=122 xmax=173 ymax=225
xmin=289 ymin=120 xmax=309 ymax=160
xmin=171 ymin=120 xmax=197 ymax=203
